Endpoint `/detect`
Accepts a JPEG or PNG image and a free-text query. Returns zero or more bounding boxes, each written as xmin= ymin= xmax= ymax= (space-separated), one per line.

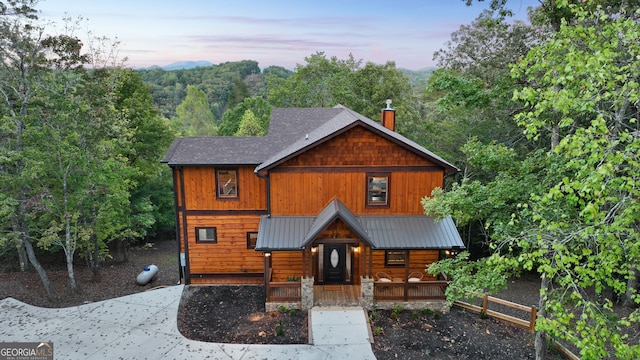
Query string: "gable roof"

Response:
xmin=302 ymin=199 xmax=372 ymax=248
xmin=162 ymin=105 xmax=459 ymax=173
xmin=255 ymin=105 xmax=458 ymax=174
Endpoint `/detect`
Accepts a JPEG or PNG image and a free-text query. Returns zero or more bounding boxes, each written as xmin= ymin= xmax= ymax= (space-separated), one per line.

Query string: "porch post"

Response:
xmin=302 ymin=248 xmax=306 ymax=278
xmin=404 ymin=251 xmax=410 ymax=301
xmin=368 ymin=247 xmax=373 ymax=279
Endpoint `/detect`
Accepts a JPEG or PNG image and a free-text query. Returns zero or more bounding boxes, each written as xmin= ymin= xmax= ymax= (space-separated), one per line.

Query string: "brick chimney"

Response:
xmin=381 ymin=99 xmax=396 ymax=131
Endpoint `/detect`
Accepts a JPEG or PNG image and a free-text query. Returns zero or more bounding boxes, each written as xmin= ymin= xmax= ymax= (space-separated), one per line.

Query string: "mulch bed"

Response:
xmin=177 ymin=285 xmax=308 ymax=344
xmin=176 ymin=285 xmax=565 ymax=359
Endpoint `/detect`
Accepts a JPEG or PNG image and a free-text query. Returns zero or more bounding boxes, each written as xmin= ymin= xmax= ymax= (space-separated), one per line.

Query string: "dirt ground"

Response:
xmin=1 ymin=239 xmax=565 ymax=359
xmin=0 ymin=240 xmax=179 ymax=308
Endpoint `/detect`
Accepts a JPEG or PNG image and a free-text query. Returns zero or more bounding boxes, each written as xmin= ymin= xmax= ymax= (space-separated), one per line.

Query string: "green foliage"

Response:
xmin=227 ymin=76 xmax=250 ymax=109
xmin=218 ymin=96 xmax=271 ymax=136
xmin=500 ymin=3 xmax=640 ymax=358
xmin=392 ymin=305 xmax=404 ymax=314
xmin=275 ymin=320 xmax=284 ymax=336
xmin=422 ymin=140 xmax=548 ymax=254
xmin=235 ymin=109 xmax=266 ymax=136
xmin=427 ymin=252 xmax=507 ymax=306
xmin=137 ymin=60 xmax=261 ymax=120
xmin=172 ymin=85 xmax=217 ymax=136
xmin=266 ymin=52 xmax=416 ymax=123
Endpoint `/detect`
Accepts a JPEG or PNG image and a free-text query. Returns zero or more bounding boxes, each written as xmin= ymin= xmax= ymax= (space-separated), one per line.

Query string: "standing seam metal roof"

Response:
xmin=255 ymin=213 xmax=464 ymax=251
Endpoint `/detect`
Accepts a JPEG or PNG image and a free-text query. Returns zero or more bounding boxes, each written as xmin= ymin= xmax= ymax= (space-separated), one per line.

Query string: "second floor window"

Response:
xmin=367 ymin=173 xmax=389 ymax=207
xmin=216 ymin=169 xmax=238 ymax=199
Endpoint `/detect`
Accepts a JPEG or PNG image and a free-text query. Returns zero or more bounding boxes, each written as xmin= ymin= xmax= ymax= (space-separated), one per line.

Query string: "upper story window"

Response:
xmin=216 ymin=169 xmax=238 ymax=199
xmin=367 ymin=173 xmax=389 ymax=207
xmin=196 ymin=227 xmax=217 ymax=243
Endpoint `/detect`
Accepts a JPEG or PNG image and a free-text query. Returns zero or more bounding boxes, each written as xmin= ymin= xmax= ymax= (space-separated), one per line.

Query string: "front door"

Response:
xmin=323 ymin=244 xmax=346 ymax=284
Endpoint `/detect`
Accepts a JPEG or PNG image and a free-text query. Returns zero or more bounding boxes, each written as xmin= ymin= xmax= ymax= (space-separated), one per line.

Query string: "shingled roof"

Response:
xmin=162 ymin=105 xmax=459 ymax=174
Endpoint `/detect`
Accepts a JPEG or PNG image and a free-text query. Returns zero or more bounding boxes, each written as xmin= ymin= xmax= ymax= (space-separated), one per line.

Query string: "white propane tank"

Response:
xmin=136 ymin=264 xmax=158 ymax=285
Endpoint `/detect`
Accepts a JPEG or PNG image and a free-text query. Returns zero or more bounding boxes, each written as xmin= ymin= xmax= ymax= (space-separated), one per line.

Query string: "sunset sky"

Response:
xmin=38 ymin=0 xmax=538 ymax=70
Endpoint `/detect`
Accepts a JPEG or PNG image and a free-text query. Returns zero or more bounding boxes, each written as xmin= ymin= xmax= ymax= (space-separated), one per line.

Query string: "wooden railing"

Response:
xmin=374 ymin=280 xmax=448 ymax=301
xmin=454 ymin=295 xmax=580 ymax=360
xmin=265 ymin=268 xmax=301 ymax=302
xmin=454 ymin=295 xmax=537 ymax=332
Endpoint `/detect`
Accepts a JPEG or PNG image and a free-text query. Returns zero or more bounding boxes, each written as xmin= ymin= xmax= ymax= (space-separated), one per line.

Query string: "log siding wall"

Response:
xmin=270 ymin=126 xmax=443 ymax=216
xmin=172 ymin=124 xmax=450 ymax=285
xmin=180 ymin=166 xmax=267 ymax=210
xmin=185 ymin=215 xmax=264 ymax=275
xmin=174 ymin=165 xmax=267 ymax=283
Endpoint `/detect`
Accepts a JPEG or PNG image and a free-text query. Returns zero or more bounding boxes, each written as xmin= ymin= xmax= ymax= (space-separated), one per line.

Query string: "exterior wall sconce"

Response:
xmin=451 ymin=246 xmax=461 ymax=256
xmin=311 ymin=245 xmax=318 ymax=253
xmin=264 ymin=252 xmax=271 ymax=257
xmin=351 ymin=244 xmax=360 ymax=252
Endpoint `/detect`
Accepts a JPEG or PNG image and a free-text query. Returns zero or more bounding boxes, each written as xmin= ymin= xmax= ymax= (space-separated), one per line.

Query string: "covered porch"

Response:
xmin=257 ymin=199 xmax=463 ymax=311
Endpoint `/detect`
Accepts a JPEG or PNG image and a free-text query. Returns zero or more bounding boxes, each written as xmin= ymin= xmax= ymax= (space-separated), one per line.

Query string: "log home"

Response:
xmin=162 ymin=103 xmax=464 ymax=310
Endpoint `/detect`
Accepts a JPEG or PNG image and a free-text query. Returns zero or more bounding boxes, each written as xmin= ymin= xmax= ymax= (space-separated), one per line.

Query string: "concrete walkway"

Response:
xmin=0 ymin=285 xmax=376 ymax=359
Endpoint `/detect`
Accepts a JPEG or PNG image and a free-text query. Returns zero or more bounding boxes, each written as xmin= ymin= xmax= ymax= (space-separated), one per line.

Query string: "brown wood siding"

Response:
xmin=280 ymin=126 xmax=434 ymax=167
xmin=268 ymin=126 xmax=444 ymax=216
xmin=184 ymin=215 xmax=264 ymax=275
xmin=371 ymin=250 xmax=439 ymax=281
xmin=270 ymin=170 xmax=443 ymax=215
xmin=181 ymin=166 xmax=267 ymax=210
xmin=270 ymin=251 xmax=303 ymax=282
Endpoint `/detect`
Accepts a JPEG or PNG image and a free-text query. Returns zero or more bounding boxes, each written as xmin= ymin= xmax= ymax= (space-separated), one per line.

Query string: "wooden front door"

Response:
xmin=323 ymin=244 xmax=346 ymax=284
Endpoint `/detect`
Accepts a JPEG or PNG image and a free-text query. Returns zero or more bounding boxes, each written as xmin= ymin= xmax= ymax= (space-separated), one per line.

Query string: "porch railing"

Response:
xmin=373 ymin=280 xmax=448 ymax=301
xmin=265 ymin=268 xmax=302 ymax=302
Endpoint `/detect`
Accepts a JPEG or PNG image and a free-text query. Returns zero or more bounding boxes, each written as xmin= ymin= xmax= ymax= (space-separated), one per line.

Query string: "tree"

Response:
xmin=218 ymin=96 xmax=271 ymax=136
xmin=503 ymin=4 xmax=640 ymax=358
xmin=267 ymin=52 xmax=416 ymax=125
xmin=172 ymin=85 xmax=217 ymax=136
xmin=434 ymin=9 xmax=538 ymax=86
xmin=227 ymin=76 xmax=249 ymax=110
xmin=428 ymin=1 xmax=640 ymax=359
xmin=418 ymin=8 xmax=540 ymax=253
xmin=0 ymin=0 xmax=60 ymax=297
xmin=234 ymin=109 xmax=265 ymax=136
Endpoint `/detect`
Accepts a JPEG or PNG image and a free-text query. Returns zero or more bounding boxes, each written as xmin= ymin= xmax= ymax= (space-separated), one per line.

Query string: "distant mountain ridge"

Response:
xmin=144 ymin=61 xmax=214 ymax=70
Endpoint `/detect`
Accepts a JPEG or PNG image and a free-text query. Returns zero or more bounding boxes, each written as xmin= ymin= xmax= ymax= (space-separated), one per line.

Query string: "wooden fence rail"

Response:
xmin=454 ymin=295 xmax=580 ymax=360
xmin=454 ymin=295 xmax=537 ymax=332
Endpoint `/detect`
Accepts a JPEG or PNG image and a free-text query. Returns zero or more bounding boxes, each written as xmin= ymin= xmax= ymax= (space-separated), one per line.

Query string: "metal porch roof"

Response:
xmin=255 ymin=214 xmax=464 ymax=251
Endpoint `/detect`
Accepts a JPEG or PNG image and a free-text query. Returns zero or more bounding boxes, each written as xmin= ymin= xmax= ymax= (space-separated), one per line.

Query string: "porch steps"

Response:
xmin=309 ymin=306 xmax=376 ymax=359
